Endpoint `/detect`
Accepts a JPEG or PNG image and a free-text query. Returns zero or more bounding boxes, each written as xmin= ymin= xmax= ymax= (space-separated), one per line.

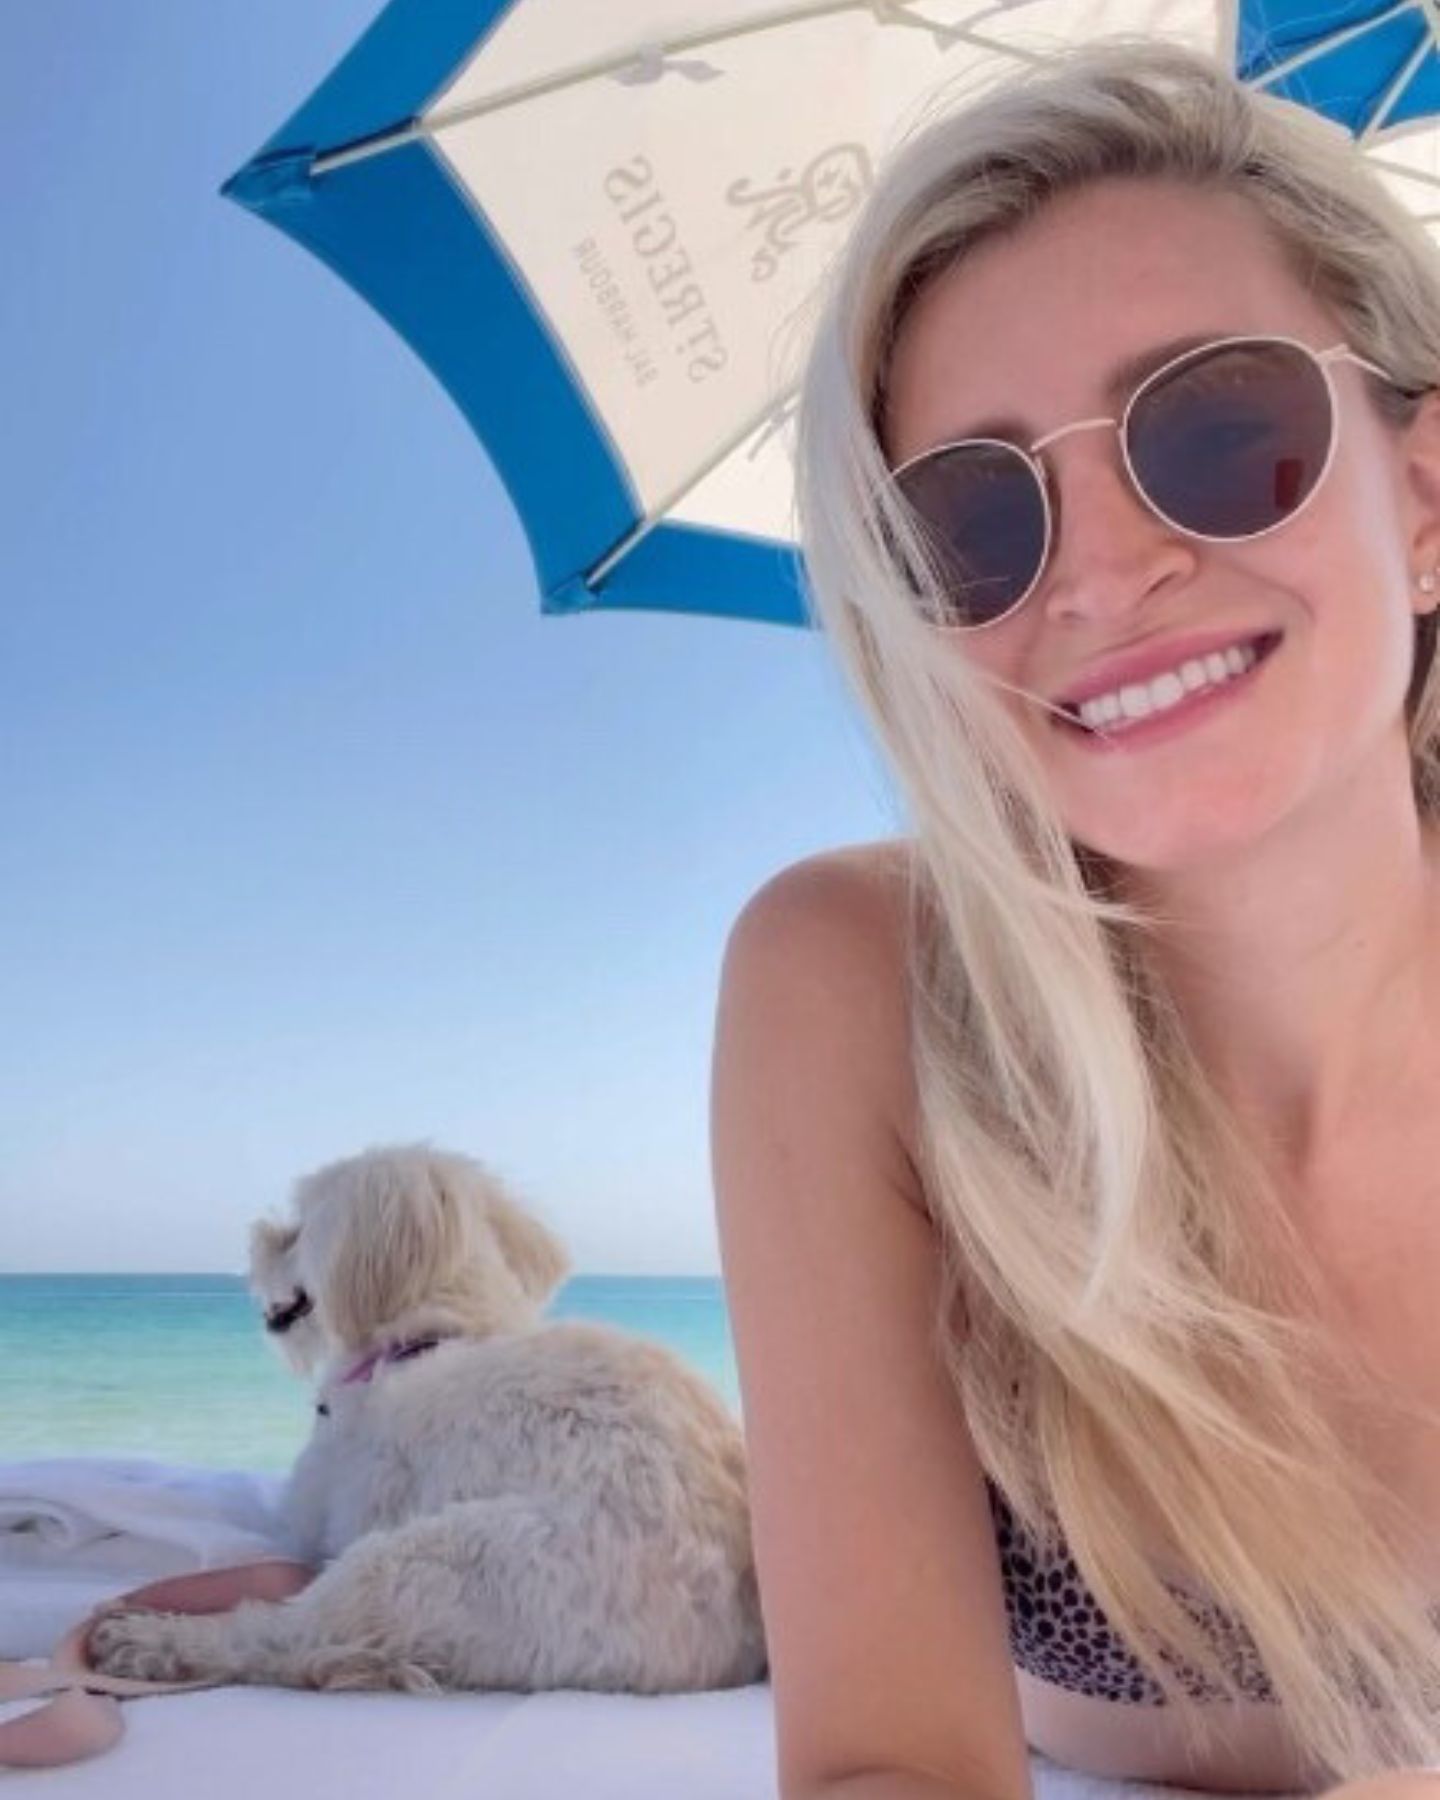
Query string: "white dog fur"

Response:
xmin=89 ymin=1144 xmax=767 ymax=1695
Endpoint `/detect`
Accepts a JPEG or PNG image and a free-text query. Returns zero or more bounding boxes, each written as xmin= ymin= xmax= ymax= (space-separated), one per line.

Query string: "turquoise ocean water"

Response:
xmin=0 ymin=1275 xmax=741 ymax=1473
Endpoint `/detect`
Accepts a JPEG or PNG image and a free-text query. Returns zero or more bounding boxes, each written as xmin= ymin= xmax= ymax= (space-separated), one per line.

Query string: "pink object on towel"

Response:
xmin=0 ymin=1558 xmax=316 ymax=1768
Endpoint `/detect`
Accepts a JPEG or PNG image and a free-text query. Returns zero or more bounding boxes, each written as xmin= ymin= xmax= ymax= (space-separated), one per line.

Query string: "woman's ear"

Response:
xmin=1399 ymin=389 xmax=1440 ymax=616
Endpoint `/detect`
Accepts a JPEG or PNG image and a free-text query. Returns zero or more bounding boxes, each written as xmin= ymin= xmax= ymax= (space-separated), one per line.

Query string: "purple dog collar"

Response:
xmin=339 ymin=1336 xmax=443 ymax=1387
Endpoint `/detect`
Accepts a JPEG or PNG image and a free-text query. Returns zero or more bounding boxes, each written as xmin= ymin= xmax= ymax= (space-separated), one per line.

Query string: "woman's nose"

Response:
xmin=1036 ymin=429 xmax=1198 ymax=623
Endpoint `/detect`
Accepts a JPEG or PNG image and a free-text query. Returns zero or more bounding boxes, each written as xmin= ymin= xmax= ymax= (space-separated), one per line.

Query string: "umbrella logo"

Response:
xmin=612 ymin=47 xmax=726 ymax=89
xmin=599 ymin=157 xmax=730 ymax=389
xmin=223 ymin=0 xmax=1440 ymax=627
xmin=728 ymin=145 xmax=875 ymax=283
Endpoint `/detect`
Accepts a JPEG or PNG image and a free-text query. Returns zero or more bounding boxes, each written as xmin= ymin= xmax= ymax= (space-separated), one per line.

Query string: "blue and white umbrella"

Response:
xmin=223 ymin=0 xmax=1440 ymax=630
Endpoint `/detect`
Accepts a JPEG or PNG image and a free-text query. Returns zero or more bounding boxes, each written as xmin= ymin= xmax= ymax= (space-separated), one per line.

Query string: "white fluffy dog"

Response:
xmin=89 ymin=1144 xmax=767 ymax=1695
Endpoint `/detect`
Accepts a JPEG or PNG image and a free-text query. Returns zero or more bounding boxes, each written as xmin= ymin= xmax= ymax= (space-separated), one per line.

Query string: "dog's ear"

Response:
xmin=321 ymin=1161 xmax=457 ymax=1347
xmin=249 ymin=1217 xmax=299 ymax=1290
xmin=482 ymin=1186 xmax=571 ymax=1306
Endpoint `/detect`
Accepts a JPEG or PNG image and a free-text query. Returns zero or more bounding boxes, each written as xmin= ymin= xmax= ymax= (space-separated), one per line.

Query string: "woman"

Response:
xmin=710 ymin=38 xmax=1440 ymax=1800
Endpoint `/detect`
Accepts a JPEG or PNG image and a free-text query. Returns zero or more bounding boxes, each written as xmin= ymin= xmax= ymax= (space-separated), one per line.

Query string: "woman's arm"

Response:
xmin=803 ymin=1773 xmax=1015 ymax=1800
xmin=712 ymin=848 xmax=1032 ymax=1800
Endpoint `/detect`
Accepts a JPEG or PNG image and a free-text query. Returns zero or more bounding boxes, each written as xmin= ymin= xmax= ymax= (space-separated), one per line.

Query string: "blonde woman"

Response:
xmin=710 ymin=39 xmax=1440 ymax=1800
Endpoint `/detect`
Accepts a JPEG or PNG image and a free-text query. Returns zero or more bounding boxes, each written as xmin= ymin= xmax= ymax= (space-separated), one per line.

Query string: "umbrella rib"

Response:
xmin=1245 ymin=0 xmax=1421 ymax=92
xmin=586 ymin=396 xmax=800 ymax=591
xmin=1368 ymin=149 xmax=1440 ymax=195
xmin=1357 ymin=29 xmax=1433 ymax=142
xmin=312 ymin=0 xmax=1042 ymax=178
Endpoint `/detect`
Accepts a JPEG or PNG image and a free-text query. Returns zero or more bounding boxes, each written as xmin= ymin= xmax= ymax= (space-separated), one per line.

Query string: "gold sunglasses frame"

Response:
xmin=888 ymin=333 xmax=1393 ymax=633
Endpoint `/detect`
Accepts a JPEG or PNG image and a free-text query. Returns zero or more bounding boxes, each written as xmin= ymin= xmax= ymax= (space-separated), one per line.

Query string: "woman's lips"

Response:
xmin=1052 ymin=632 xmax=1282 ymax=752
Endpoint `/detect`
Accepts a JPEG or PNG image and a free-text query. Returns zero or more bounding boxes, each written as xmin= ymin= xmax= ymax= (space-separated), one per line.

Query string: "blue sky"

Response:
xmin=0 ymin=1 xmax=897 ymax=1275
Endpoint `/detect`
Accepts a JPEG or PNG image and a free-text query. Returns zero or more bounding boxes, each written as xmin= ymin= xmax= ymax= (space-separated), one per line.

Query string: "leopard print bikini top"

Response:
xmin=984 ymin=1477 xmax=1277 ymax=1705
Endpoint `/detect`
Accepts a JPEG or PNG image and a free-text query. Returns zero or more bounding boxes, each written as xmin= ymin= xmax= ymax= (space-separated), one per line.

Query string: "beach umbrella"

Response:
xmin=223 ymin=0 xmax=1440 ymax=630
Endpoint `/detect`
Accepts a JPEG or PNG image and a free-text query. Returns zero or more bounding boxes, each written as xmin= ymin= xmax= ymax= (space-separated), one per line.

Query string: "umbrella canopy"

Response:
xmin=223 ymin=0 xmax=1440 ymax=629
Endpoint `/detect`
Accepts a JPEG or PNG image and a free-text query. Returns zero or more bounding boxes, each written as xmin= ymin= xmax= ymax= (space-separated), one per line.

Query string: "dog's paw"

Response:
xmin=87 ymin=1610 xmax=203 ymax=1683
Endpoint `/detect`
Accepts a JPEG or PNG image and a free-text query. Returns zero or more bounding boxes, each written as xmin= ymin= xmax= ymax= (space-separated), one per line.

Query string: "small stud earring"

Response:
xmin=1420 ymin=569 xmax=1438 ymax=595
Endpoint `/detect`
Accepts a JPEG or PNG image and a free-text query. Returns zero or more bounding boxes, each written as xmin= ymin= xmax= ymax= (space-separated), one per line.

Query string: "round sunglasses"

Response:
xmin=887 ymin=333 xmax=1398 ymax=632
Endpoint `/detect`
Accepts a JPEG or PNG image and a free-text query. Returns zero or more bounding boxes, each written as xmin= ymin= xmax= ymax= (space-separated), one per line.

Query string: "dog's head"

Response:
xmin=249 ymin=1213 xmax=323 ymax=1374
xmin=248 ymin=1144 xmax=572 ymax=1377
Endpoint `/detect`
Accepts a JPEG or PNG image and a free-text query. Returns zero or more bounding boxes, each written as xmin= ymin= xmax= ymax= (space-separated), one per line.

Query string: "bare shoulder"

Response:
xmin=723 ymin=838 xmax=923 ymax=1199
xmin=725 ymin=837 xmax=920 ymax=1029
xmin=732 ymin=837 xmax=917 ymax=932
xmin=712 ymin=841 xmax=1029 ymax=1797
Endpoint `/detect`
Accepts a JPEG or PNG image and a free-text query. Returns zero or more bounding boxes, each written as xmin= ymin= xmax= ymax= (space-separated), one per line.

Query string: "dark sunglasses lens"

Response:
xmin=1127 ymin=340 xmax=1333 ymax=538
xmin=893 ymin=441 xmax=1045 ymax=626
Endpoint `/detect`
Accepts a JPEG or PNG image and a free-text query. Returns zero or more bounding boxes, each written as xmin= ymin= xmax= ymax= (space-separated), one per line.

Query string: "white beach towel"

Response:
xmin=0 ymin=1458 xmax=284 ymax=1580
xmin=0 ymin=1675 xmax=1269 ymax=1800
xmin=0 ymin=1509 xmax=1325 ymax=1798
xmin=0 ymin=1463 xmax=1341 ymax=1795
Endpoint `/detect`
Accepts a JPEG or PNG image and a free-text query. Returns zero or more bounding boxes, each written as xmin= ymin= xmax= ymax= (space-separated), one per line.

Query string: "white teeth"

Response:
xmin=1074 ymin=639 xmax=1262 ymax=732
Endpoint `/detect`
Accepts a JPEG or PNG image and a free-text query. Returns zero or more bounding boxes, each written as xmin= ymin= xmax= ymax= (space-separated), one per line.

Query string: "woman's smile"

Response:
xmin=1051 ymin=630 xmax=1284 ymax=753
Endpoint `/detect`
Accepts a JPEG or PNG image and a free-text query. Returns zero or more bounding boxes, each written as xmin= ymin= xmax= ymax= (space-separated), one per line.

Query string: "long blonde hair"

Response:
xmin=791 ymin=36 xmax=1440 ymax=1783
